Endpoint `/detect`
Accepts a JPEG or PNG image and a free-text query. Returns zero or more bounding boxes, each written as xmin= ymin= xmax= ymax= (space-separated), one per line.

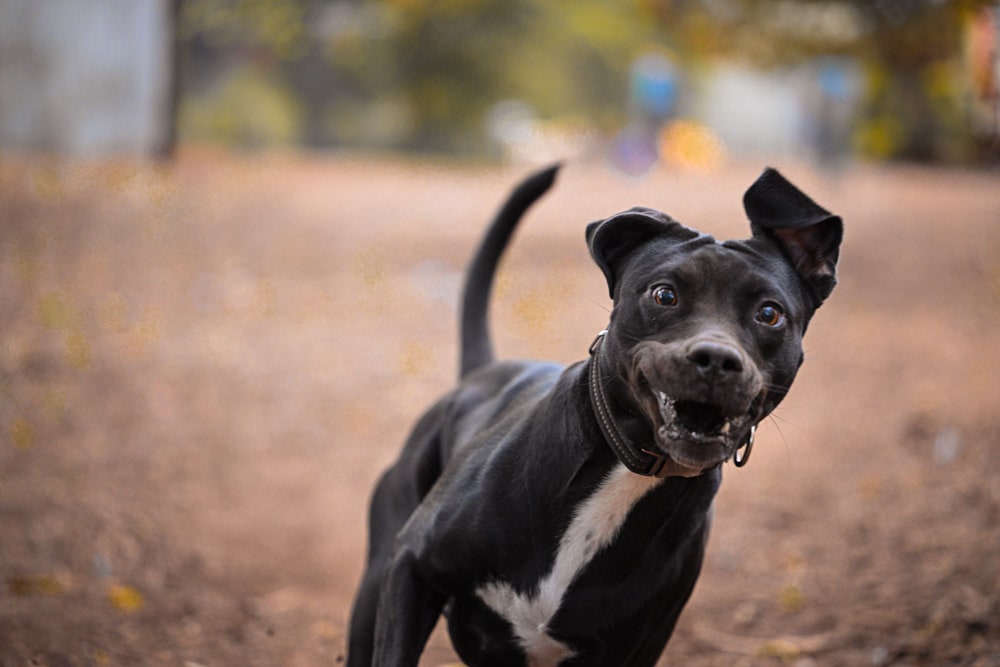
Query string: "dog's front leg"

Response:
xmin=372 ymin=549 xmax=445 ymax=666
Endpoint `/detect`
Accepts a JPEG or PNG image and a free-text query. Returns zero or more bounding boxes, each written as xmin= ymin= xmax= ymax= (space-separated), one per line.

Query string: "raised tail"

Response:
xmin=459 ymin=164 xmax=561 ymax=378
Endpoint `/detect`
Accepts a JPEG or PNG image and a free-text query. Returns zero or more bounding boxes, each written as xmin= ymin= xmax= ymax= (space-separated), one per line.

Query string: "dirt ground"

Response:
xmin=0 ymin=151 xmax=997 ymax=666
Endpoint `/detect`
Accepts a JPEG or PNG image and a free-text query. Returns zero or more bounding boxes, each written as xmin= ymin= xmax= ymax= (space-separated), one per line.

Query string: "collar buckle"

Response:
xmin=588 ymin=329 xmax=608 ymax=356
xmin=733 ymin=424 xmax=756 ymax=467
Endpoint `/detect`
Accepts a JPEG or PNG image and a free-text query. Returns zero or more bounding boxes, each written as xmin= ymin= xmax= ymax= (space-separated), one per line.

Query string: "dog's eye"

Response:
xmin=651 ymin=285 xmax=678 ymax=306
xmin=755 ymin=303 xmax=785 ymax=327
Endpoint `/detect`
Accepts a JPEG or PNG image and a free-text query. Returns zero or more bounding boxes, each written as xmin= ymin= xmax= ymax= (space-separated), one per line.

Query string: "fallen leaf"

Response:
xmin=107 ymin=583 xmax=144 ymax=613
xmin=6 ymin=574 xmax=63 ymax=597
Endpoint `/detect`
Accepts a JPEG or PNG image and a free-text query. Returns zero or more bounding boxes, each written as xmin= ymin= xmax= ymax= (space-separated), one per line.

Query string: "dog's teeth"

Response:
xmin=721 ymin=421 xmax=731 ymax=434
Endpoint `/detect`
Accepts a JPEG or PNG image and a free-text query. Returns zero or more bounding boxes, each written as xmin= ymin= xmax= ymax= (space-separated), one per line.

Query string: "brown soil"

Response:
xmin=1 ymin=152 xmax=998 ymax=666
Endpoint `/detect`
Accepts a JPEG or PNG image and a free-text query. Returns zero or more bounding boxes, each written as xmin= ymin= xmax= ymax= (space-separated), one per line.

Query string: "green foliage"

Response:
xmin=178 ymin=0 xmax=996 ymax=161
xmin=509 ymin=0 xmax=660 ymax=125
xmin=648 ymin=0 xmax=996 ymax=162
xmin=181 ymin=0 xmax=311 ymax=60
xmin=178 ymin=66 xmax=303 ymax=147
xmin=181 ymin=0 xmax=665 ymax=154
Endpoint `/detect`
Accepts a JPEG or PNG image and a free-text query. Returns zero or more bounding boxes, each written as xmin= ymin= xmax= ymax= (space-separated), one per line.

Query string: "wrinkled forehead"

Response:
xmin=623 ymin=233 xmax=803 ymax=301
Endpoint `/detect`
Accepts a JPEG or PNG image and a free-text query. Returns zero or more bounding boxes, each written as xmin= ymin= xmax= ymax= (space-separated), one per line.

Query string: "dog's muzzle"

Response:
xmin=589 ymin=331 xmax=762 ymax=476
xmin=633 ymin=336 xmax=764 ymax=467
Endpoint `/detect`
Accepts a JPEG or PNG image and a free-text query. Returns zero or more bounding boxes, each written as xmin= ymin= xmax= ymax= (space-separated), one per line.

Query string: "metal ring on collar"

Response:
xmin=733 ymin=424 xmax=756 ymax=467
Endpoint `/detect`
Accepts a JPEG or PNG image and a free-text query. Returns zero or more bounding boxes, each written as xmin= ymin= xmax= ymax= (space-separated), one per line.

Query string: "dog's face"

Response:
xmin=587 ymin=169 xmax=842 ymax=474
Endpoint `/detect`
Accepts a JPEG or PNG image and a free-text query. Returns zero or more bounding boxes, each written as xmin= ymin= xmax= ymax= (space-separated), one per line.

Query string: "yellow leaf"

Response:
xmin=108 ymin=584 xmax=144 ymax=613
xmin=778 ymin=584 xmax=806 ymax=614
xmin=398 ymin=341 xmax=432 ymax=376
xmin=310 ymin=619 xmax=338 ymax=640
xmin=38 ymin=291 xmax=73 ymax=330
xmin=66 ymin=332 xmax=91 ymax=370
xmin=758 ymin=639 xmax=801 ymax=660
xmin=10 ymin=419 xmax=33 ymax=450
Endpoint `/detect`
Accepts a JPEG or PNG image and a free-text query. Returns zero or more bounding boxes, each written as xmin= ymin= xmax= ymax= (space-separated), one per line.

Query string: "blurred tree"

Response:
xmin=847 ymin=0 xmax=991 ymax=161
xmin=181 ymin=0 xmax=311 ymax=60
xmin=510 ymin=0 xmax=663 ymax=127
xmin=178 ymin=0 xmax=312 ymax=145
xmin=338 ymin=0 xmax=534 ymax=153
xmin=324 ymin=0 xmax=660 ymax=154
xmin=179 ymin=0 xmax=662 ymax=154
xmin=177 ymin=0 xmax=996 ymax=162
xmin=646 ymin=0 xmax=996 ymax=162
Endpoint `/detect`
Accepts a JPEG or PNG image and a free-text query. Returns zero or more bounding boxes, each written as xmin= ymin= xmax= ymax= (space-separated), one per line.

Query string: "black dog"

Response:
xmin=347 ymin=165 xmax=842 ymax=666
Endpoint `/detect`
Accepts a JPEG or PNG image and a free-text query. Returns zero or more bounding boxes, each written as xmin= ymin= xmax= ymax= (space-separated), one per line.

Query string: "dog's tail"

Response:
xmin=459 ymin=164 xmax=560 ymax=378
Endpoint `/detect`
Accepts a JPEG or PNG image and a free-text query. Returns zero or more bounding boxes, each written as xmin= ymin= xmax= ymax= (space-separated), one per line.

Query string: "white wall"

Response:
xmin=0 ymin=0 xmax=172 ymax=155
xmin=697 ymin=65 xmax=806 ymax=158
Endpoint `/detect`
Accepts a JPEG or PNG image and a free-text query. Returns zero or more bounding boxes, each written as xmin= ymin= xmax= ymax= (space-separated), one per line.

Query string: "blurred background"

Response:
xmin=1 ymin=1 xmax=999 ymax=666
xmin=0 ymin=0 xmax=998 ymax=167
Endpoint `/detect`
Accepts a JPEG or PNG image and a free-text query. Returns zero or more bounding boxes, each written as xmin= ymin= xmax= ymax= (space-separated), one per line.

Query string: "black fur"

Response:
xmin=347 ymin=165 xmax=842 ymax=666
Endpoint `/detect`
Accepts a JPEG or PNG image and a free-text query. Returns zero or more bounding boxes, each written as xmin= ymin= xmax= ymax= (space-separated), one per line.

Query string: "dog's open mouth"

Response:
xmin=626 ymin=341 xmax=766 ymax=469
xmin=654 ymin=391 xmax=751 ymax=448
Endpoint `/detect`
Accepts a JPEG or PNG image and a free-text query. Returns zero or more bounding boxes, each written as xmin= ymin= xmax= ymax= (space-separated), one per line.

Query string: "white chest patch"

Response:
xmin=476 ymin=463 xmax=664 ymax=667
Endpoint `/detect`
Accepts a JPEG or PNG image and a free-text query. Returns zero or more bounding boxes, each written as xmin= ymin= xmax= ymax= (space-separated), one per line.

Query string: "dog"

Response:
xmin=347 ymin=165 xmax=842 ymax=667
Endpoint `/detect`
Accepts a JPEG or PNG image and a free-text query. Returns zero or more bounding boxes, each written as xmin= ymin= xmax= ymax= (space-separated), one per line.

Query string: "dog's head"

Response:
xmin=586 ymin=168 xmax=842 ymax=476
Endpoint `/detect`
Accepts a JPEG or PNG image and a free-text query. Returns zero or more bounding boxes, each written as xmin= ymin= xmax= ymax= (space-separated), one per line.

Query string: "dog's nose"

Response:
xmin=687 ymin=341 xmax=744 ymax=376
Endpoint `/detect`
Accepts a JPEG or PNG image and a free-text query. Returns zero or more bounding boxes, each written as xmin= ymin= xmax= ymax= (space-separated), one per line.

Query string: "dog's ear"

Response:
xmin=587 ymin=207 xmax=700 ymax=299
xmin=744 ymin=168 xmax=843 ymax=305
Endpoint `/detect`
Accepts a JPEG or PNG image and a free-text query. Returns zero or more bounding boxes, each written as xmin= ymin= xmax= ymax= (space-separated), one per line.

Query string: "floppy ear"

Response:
xmin=744 ymin=168 xmax=843 ymax=306
xmin=586 ymin=207 xmax=700 ymax=299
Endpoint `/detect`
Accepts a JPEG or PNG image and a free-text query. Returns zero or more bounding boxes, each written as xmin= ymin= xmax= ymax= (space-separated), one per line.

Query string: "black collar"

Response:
xmin=588 ymin=330 xmax=674 ymax=477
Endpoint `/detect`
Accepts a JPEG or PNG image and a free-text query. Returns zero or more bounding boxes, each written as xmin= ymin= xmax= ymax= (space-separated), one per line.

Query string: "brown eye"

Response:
xmin=755 ymin=303 xmax=785 ymax=327
xmin=652 ymin=285 xmax=678 ymax=306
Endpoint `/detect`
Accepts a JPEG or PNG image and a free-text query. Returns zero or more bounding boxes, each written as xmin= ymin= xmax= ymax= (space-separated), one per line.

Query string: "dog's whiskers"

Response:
xmin=588 ymin=299 xmax=612 ymax=315
xmin=765 ymin=413 xmax=792 ymax=459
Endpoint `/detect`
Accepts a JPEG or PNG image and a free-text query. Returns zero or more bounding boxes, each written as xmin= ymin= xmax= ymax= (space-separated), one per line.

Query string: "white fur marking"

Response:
xmin=476 ymin=464 xmax=664 ymax=666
